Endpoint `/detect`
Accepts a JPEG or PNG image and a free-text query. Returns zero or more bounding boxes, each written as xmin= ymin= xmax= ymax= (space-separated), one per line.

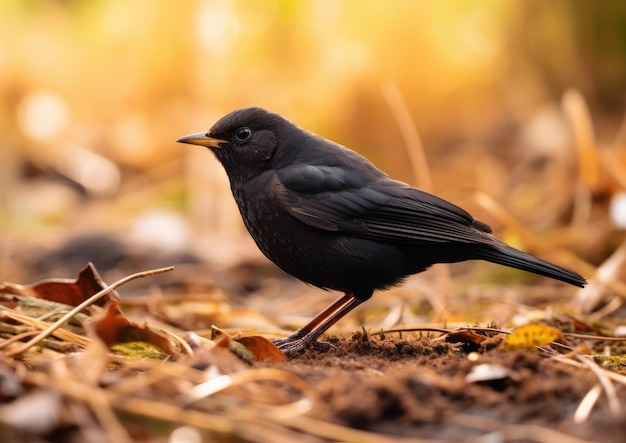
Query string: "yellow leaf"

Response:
xmin=501 ymin=325 xmax=564 ymax=351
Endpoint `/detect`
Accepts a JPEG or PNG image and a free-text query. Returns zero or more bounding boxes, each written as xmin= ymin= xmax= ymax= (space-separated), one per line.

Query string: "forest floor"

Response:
xmin=1 ymin=254 xmax=624 ymax=443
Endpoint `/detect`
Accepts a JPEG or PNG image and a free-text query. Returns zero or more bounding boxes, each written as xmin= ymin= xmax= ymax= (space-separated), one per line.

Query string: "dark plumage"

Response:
xmin=178 ymin=107 xmax=586 ymax=353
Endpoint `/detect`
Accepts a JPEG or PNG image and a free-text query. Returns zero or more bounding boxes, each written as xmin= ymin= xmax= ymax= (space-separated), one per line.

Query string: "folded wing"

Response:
xmin=277 ymin=164 xmax=497 ymax=245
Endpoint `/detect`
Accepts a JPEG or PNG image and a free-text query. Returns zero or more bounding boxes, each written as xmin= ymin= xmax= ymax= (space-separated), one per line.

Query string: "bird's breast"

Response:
xmin=234 ymin=185 xmax=298 ymax=256
xmin=230 ymin=182 xmax=417 ymax=295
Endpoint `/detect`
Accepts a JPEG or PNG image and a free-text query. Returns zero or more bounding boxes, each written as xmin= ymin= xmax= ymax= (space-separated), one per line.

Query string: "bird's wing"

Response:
xmin=276 ymin=164 xmax=495 ymax=244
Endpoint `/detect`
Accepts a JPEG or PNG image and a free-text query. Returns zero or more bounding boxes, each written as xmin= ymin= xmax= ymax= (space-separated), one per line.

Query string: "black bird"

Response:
xmin=178 ymin=107 xmax=586 ymax=353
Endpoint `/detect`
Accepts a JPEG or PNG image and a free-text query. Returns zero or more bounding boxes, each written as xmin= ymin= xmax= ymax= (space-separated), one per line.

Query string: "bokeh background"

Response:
xmin=1 ymin=1 xmax=625 ymax=306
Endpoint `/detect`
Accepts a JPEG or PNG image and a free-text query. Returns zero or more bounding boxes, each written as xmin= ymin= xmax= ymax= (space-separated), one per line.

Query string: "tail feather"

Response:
xmin=479 ymin=244 xmax=586 ymax=288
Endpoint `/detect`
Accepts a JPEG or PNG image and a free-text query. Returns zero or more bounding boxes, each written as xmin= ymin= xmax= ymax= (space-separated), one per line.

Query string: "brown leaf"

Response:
xmin=210 ymin=326 xmax=254 ymax=363
xmin=0 ymin=263 xmax=118 ymax=307
xmin=87 ymin=301 xmax=179 ymax=357
xmin=210 ymin=325 xmax=233 ymax=348
xmin=235 ymin=336 xmax=288 ymax=363
xmin=445 ymin=330 xmax=486 ymax=352
xmin=210 ymin=326 xmax=287 ymax=362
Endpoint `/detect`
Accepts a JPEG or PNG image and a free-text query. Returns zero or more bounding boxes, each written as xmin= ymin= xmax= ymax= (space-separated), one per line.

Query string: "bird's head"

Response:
xmin=177 ymin=107 xmax=287 ymax=181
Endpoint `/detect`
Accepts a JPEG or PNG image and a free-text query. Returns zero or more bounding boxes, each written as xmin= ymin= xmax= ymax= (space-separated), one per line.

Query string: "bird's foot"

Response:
xmin=272 ymin=336 xmax=335 ymax=355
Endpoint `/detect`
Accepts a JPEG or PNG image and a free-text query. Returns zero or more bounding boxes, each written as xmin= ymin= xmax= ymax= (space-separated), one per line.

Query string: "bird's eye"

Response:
xmin=235 ymin=127 xmax=252 ymax=142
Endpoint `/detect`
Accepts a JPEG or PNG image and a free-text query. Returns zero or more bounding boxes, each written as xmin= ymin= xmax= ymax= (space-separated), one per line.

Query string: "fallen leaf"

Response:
xmin=87 ymin=301 xmax=179 ymax=357
xmin=235 ymin=336 xmax=288 ymax=362
xmin=110 ymin=342 xmax=169 ymax=360
xmin=210 ymin=325 xmax=232 ymax=348
xmin=501 ymin=324 xmax=564 ymax=351
xmin=210 ymin=326 xmax=286 ymax=362
xmin=445 ymin=329 xmax=486 ymax=353
xmin=0 ymin=263 xmax=118 ymax=307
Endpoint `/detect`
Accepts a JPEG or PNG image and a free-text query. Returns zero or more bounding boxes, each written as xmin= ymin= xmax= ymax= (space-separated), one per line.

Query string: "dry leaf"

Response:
xmin=501 ymin=324 xmax=564 ymax=351
xmin=87 ymin=301 xmax=179 ymax=357
xmin=211 ymin=326 xmax=287 ymax=363
xmin=210 ymin=325 xmax=232 ymax=348
xmin=0 ymin=263 xmax=118 ymax=307
xmin=445 ymin=330 xmax=486 ymax=353
xmin=235 ymin=336 xmax=288 ymax=363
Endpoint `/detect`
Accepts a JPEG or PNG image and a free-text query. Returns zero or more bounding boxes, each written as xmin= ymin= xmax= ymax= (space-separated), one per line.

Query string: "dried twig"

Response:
xmin=381 ymin=81 xmax=432 ymax=192
xmin=574 ymin=384 xmax=603 ymax=424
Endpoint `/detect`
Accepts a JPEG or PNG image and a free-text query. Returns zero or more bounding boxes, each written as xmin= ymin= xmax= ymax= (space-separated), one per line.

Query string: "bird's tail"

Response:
xmin=478 ymin=244 xmax=586 ymax=288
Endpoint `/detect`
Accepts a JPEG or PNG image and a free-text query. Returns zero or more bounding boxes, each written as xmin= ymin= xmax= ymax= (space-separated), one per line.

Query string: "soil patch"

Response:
xmin=273 ymin=332 xmax=626 ymax=442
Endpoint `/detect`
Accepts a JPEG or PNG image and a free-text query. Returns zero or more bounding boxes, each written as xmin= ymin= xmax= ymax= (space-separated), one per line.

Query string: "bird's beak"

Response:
xmin=176 ymin=132 xmax=227 ymax=149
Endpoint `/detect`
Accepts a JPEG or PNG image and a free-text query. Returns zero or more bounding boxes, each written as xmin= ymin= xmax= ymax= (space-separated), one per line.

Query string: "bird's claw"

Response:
xmin=272 ymin=336 xmax=335 ymax=355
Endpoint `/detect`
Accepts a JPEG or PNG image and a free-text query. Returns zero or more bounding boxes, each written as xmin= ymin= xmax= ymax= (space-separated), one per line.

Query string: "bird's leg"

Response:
xmin=276 ymin=293 xmax=354 ymax=341
xmin=273 ymin=293 xmax=365 ymax=355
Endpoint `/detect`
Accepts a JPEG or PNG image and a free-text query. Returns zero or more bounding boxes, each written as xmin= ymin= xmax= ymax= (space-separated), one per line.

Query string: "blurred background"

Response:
xmin=1 ymin=1 xmax=625 ymax=317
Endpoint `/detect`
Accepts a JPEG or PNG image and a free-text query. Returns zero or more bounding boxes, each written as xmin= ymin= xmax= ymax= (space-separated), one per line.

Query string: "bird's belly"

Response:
xmin=239 ymin=204 xmax=423 ymax=297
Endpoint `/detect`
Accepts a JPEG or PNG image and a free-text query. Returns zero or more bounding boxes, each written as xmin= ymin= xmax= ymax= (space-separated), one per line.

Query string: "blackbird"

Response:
xmin=178 ymin=107 xmax=586 ymax=353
